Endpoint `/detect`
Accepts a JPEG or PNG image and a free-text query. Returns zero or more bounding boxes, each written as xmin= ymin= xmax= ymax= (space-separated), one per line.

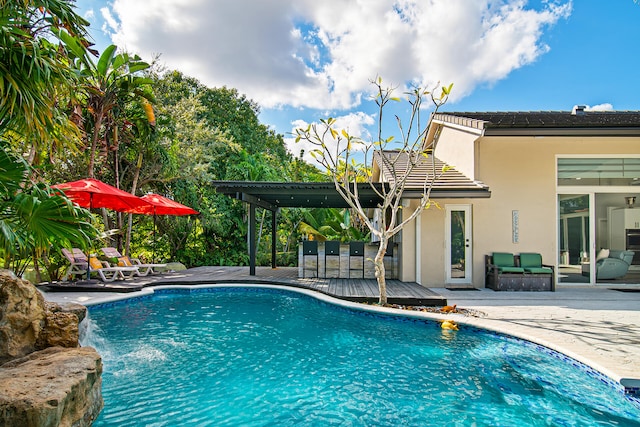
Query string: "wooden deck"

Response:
xmin=41 ymin=266 xmax=447 ymax=306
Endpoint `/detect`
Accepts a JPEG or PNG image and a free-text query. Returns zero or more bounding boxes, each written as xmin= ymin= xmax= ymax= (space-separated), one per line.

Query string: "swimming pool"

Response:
xmin=84 ymin=286 xmax=640 ymax=426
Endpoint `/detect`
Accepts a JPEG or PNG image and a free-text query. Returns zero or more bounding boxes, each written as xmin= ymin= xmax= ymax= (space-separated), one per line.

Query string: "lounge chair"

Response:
xmin=61 ymin=248 xmax=88 ymax=282
xmin=581 ymin=249 xmax=635 ymax=280
xmin=101 ymin=247 xmax=167 ymax=276
xmin=61 ymin=248 xmax=137 ymax=282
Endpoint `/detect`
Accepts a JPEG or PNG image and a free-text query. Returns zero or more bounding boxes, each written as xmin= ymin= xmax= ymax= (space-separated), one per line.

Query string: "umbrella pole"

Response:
xmin=87 ymin=194 xmax=93 ymax=281
xmin=153 ymin=212 xmax=157 ymax=264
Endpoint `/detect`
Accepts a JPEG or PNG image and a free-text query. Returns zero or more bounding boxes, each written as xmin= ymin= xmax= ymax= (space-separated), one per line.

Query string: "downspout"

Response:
xmin=415 ymin=210 xmax=422 ymax=285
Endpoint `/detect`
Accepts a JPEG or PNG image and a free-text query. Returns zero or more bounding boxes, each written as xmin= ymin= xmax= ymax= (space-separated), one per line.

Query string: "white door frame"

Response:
xmin=445 ymin=204 xmax=473 ymax=285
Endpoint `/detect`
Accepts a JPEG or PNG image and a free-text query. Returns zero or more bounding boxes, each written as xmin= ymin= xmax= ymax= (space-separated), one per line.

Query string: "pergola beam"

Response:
xmin=213 ymin=181 xmax=491 ymax=276
xmin=239 ymin=192 xmax=278 ymax=212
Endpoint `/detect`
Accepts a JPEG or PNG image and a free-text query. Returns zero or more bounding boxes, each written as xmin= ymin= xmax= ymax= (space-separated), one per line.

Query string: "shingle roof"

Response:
xmin=433 ymin=111 xmax=640 ymax=134
xmin=374 ymin=151 xmax=489 ymax=196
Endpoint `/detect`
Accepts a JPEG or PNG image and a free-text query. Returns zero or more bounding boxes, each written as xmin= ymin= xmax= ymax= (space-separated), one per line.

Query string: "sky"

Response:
xmin=75 ymin=0 xmax=640 ymax=161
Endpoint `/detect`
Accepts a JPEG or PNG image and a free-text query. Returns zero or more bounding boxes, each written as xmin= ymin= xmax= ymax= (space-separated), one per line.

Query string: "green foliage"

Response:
xmin=0 ymin=0 xmax=90 ymax=163
xmin=299 ymin=208 xmax=370 ymax=243
xmin=1 ymin=4 xmax=321 ymax=270
xmin=76 ymin=44 xmax=154 ymax=178
xmin=0 ymin=146 xmax=96 ymax=278
xmin=120 ymin=69 xmax=322 ymax=267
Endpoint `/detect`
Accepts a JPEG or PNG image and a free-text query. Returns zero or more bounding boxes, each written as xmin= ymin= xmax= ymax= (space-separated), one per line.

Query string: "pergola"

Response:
xmin=212 ymin=181 xmax=491 ymax=275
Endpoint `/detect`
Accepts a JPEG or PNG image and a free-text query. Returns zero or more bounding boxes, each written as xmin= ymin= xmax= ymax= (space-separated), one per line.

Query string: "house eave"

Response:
xmin=483 ymin=127 xmax=640 ymax=137
xmin=402 ymin=188 xmax=491 ymax=199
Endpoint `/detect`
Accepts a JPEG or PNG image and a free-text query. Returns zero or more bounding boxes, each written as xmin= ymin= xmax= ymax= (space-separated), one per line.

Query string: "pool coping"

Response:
xmin=78 ymin=282 xmax=640 ymax=400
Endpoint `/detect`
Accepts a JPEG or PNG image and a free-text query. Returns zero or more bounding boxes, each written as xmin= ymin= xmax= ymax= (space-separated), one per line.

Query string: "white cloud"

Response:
xmin=104 ymin=0 xmax=571 ymax=110
xmin=83 ymin=9 xmax=95 ymax=20
xmin=287 ymin=112 xmax=375 ymax=164
xmin=100 ymin=7 xmax=119 ymax=33
xmin=585 ymin=103 xmax=614 ymax=111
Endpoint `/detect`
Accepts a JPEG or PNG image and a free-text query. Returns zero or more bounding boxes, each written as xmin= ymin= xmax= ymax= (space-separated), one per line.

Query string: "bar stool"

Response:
xmin=324 ymin=241 xmax=341 ymax=278
xmin=349 ymin=241 xmax=365 ymax=278
xmin=302 ymin=240 xmax=318 ymax=278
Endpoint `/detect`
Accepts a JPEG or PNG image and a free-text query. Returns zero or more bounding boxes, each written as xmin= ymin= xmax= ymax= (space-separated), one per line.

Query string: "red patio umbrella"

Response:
xmin=52 ymin=178 xmax=151 ymax=280
xmin=127 ymin=193 xmax=200 ymax=216
xmin=124 ymin=193 xmax=199 ymax=262
xmin=51 ymin=178 xmax=150 ymax=212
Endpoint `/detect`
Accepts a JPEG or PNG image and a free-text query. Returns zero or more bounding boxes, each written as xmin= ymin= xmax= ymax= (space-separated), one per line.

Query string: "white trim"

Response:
xmin=445 ymin=204 xmax=473 ymax=285
xmin=432 ymin=119 xmax=484 ymax=136
xmin=415 ymin=211 xmax=422 ymax=285
xmin=589 ymin=193 xmax=596 ymax=283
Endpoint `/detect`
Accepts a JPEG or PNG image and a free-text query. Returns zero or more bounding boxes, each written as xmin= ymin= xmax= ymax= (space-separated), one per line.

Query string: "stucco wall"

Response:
xmin=404 ymin=134 xmax=640 ymax=288
xmin=432 ymin=125 xmax=479 ymax=180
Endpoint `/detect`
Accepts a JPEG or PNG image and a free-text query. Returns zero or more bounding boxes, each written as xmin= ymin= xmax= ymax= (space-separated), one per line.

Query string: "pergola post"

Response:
xmin=249 ymin=203 xmax=256 ymax=275
xmin=271 ymin=209 xmax=277 ymax=269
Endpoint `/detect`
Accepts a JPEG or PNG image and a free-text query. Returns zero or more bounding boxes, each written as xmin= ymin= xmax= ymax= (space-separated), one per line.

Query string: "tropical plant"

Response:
xmin=75 ymin=44 xmax=154 ymax=178
xmin=296 ymin=78 xmax=452 ymax=305
xmin=299 ymin=208 xmax=370 ymax=243
xmin=0 ymin=147 xmax=96 ymax=280
xmin=0 ymin=0 xmax=92 ymax=164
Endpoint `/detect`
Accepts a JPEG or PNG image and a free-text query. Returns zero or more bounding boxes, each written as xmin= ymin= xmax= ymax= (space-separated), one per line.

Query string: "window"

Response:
xmin=558 ymin=158 xmax=640 ymax=186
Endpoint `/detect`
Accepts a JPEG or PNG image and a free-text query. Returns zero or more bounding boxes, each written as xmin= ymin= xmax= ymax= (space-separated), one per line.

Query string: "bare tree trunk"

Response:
xmin=26 ymin=144 xmax=37 ymax=166
xmin=374 ymin=238 xmax=388 ymax=305
xmin=125 ymin=152 xmax=144 ymax=256
xmin=88 ymin=110 xmax=104 ymax=178
xmin=32 ymin=249 xmax=43 ymax=284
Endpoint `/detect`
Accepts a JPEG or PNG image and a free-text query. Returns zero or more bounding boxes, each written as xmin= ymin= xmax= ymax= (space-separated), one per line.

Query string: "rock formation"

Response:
xmin=0 ymin=347 xmax=103 ymax=427
xmin=0 ymin=271 xmax=103 ymax=426
xmin=0 ymin=270 xmax=46 ymax=363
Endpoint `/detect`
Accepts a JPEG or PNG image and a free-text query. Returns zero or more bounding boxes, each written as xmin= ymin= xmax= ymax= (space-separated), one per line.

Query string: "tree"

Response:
xmin=77 ymin=44 xmax=154 ymax=178
xmin=295 ymin=78 xmax=452 ymax=305
xmin=0 ymin=0 xmax=92 ymax=164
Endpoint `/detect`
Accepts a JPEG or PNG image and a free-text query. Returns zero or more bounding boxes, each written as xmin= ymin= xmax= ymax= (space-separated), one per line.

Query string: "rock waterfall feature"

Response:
xmin=0 ymin=271 xmax=103 ymax=426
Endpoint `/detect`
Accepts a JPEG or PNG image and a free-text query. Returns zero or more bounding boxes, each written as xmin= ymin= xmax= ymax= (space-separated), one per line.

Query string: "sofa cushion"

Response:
xmin=492 ymin=252 xmax=516 ymax=267
xmin=596 ymin=248 xmax=610 ymax=261
xmin=499 ymin=266 xmax=526 ymax=273
xmin=520 ymin=253 xmax=542 ymax=269
xmin=525 ymin=267 xmax=553 ymax=274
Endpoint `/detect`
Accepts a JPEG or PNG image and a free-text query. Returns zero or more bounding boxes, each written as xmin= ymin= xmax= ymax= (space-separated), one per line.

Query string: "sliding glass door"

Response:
xmin=558 ymin=194 xmax=590 ymax=283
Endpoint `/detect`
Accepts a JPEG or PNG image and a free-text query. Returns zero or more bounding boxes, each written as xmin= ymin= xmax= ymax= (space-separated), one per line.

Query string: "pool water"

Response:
xmin=84 ymin=287 xmax=640 ymax=426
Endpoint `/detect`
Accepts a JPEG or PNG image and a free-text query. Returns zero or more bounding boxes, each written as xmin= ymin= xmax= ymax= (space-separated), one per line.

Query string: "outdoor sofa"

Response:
xmin=485 ymin=252 xmax=555 ymax=291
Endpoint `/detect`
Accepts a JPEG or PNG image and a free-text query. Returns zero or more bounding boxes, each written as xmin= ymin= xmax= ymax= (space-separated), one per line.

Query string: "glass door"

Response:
xmin=445 ymin=205 xmax=472 ymax=284
xmin=558 ymin=194 xmax=591 ymax=283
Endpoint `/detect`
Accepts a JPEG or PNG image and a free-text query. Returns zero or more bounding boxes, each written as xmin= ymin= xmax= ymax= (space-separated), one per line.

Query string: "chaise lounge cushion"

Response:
xmin=89 ymin=256 xmax=104 ymax=270
xmin=519 ymin=252 xmax=553 ymax=274
xmin=118 ymin=256 xmax=133 ymax=267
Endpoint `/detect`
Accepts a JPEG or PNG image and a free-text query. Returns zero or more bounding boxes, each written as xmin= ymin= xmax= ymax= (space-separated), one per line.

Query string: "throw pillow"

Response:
xmin=596 ymin=248 xmax=610 ymax=261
